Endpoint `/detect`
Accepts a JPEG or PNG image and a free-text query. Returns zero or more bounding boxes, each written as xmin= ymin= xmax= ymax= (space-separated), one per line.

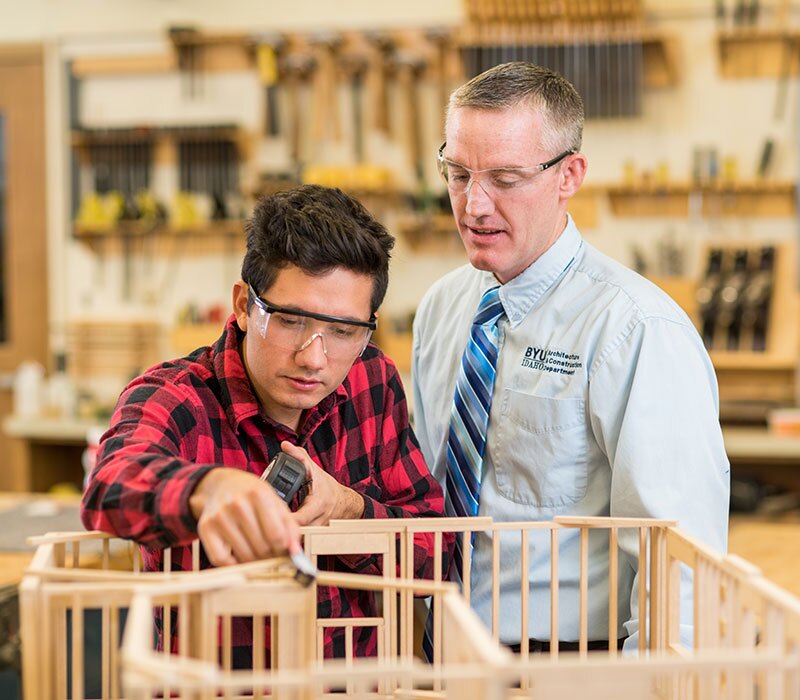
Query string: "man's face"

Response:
xmin=444 ymin=104 xmax=584 ymax=283
xmin=233 ymin=265 xmax=374 ymax=431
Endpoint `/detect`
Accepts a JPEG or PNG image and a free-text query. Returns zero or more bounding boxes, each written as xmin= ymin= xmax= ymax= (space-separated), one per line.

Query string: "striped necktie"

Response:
xmin=446 ymin=285 xmax=505 ymax=526
xmin=424 ymin=285 xmax=505 ymax=661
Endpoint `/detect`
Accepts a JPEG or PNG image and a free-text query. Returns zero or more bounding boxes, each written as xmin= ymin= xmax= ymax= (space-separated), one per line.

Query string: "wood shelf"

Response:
xmin=74 ymin=219 xmax=245 ymax=238
xmin=711 ymin=351 xmax=797 ymax=371
xmin=71 ymin=32 xmax=253 ymax=78
xmin=642 ymin=32 xmax=679 ymax=88
xmin=73 ymin=220 xmax=246 ymax=256
xmin=717 ymin=28 xmax=800 ymax=78
xmin=71 ymin=53 xmax=177 ymax=77
xmin=71 ymin=125 xmax=242 ymax=145
xmin=395 ymin=212 xmax=462 ymax=254
xmin=71 ymin=126 xmax=252 ymax=166
xmin=606 ymin=181 xmax=796 ymax=217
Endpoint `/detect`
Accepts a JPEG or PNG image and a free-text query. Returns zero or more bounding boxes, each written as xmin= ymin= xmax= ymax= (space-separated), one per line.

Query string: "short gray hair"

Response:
xmin=446 ymin=62 xmax=584 ymax=154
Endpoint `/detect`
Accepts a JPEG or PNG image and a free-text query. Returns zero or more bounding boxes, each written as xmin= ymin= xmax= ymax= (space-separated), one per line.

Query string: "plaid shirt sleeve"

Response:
xmin=331 ymin=350 xmax=453 ymax=582
xmin=80 ymin=369 xmax=215 ymax=549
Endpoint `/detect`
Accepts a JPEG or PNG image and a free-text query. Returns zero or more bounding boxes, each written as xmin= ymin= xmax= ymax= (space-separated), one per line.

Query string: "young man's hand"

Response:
xmin=190 ymin=467 xmax=301 ymax=566
xmin=281 ymin=441 xmax=365 ymax=526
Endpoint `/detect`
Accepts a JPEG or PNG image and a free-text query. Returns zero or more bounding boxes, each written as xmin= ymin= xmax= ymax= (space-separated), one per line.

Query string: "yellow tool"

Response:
xmin=171 ymin=192 xmax=203 ymax=229
xmin=75 ymin=191 xmax=125 ymax=229
xmin=257 ymin=41 xmax=282 ymax=137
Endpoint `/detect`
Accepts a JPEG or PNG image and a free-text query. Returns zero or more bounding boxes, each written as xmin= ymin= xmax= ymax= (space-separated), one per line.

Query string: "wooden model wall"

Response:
xmin=19 ymin=516 xmax=800 ymax=700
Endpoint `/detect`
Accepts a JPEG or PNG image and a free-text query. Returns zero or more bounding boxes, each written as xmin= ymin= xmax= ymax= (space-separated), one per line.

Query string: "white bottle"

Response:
xmin=13 ymin=361 xmax=45 ymax=418
xmin=46 ymin=352 xmax=77 ymax=419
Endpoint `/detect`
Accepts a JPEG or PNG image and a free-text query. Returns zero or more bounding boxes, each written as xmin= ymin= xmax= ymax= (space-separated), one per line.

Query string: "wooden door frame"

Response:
xmin=0 ymin=43 xmax=48 ymax=370
xmin=0 ymin=44 xmax=50 ymax=491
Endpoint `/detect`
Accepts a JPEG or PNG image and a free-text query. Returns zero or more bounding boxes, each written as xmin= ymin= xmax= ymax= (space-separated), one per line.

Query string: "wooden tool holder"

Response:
xmin=457 ymin=0 xmax=677 ymax=118
xmin=72 ymin=125 xmax=247 ymax=228
xmin=20 ymin=517 xmax=800 ymax=700
xmin=695 ymin=242 xmax=800 ymax=409
xmin=462 ymin=0 xmax=644 ymax=26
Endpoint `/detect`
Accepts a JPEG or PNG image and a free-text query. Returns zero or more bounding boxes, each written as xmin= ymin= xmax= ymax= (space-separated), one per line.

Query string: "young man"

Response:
xmin=82 ymin=184 xmax=445 ymax=663
xmin=412 ymin=62 xmax=729 ymax=651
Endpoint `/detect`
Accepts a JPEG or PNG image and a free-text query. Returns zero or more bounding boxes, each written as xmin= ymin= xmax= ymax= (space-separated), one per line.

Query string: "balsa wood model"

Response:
xmin=19 ymin=516 xmax=800 ymax=699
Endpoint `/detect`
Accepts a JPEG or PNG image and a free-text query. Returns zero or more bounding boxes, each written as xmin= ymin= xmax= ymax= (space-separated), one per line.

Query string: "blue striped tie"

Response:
xmin=445 ymin=287 xmax=503 ymax=580
xmin=424 ymin=285 xmax=504 ymax=660
xmin=445 ymin=285 xmax=505 ymax=525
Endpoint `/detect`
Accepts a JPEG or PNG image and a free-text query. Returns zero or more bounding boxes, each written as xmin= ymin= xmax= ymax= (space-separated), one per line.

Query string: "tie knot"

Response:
xmin=474 ymin=286 xmax=504 ymax=327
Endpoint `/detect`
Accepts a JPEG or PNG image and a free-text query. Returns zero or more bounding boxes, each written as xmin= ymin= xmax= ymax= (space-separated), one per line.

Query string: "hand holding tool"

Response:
xmin=261 ymin=452 xmax=311 ymax=504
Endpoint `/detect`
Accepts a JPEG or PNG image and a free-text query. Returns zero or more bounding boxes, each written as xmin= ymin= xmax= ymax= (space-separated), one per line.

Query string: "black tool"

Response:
xmin=697 ymin=248 xmax=725 ymax=348
xmin=716 ymin=249 xmax=750 ymax=351
xmin=261 ymin=452 xmax=309 ymax=504
xmin=740 ymin=246 xmax=775 ymax=351
xmin=715 ymin=0 xmax=727 ymax=26
xmin=733 ymin=0 xmax=747 ymax=25
xmin=169 ymin=26 xmax=201 ymax=98
xmin=757 ymin=139 xmax=774 ymax=178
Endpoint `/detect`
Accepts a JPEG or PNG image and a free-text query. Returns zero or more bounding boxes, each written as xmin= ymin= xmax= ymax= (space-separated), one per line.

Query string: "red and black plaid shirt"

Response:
xmin=81 ymin=315 xmax=446 ymax=664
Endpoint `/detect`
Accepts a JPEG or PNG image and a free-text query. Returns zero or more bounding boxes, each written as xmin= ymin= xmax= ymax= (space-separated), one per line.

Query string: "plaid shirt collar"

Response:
xmin=214 ymin=314 xmax=348 ymax=437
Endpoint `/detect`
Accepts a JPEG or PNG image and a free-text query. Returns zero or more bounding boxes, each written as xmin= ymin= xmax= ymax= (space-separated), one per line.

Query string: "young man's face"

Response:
xmin=233 ymin=265 xmax=375 ymax=431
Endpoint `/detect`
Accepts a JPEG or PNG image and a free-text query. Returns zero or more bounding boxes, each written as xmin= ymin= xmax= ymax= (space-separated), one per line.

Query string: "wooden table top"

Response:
xmin=0 ymin=492 xmax=83 ymax=587
xmin=724 ymin=426 xmax=800 ymax=463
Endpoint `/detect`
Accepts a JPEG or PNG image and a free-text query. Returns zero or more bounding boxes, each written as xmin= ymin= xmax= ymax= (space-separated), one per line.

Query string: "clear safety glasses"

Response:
xmin=248 ymin=285 xmax=376 ymax=359
xmin=437 ymin=141 xmax=575 ymax=197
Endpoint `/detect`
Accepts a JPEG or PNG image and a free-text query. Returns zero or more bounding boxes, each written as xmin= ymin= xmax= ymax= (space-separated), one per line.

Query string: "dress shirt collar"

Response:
xmin=483 ymin=214 xmax=583 ymax=329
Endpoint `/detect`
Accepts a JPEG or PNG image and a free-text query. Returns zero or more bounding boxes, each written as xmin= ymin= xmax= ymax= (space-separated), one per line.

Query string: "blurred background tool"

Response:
xmin=393 ymin=50 xmax=428 ymax=204
xmin=168 ymin=25 xmax=202 ymax=98
xmin=279 ymin=42 xmax=315 ymax=169
xmin=338 ymin=33 xmax=370 ymax=164
xmin=365 ymin=31 xmax=395 ymax=137
xmin=256 ymin=35 xmax=285 ymax=139
xmin=309 ymin=32 xmax=344 ymax=150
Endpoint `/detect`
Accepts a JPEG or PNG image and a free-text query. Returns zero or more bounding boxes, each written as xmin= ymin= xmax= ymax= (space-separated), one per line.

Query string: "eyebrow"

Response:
xmin=272 ymin=303 xmax=366 ymax=324
xmin=443 ymin=156 xmax=534 ymax=171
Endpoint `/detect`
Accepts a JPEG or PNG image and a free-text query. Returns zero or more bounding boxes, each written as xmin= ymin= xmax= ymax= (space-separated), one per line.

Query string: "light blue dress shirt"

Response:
xmin=412 ymin=215 xmax=730 ymax=649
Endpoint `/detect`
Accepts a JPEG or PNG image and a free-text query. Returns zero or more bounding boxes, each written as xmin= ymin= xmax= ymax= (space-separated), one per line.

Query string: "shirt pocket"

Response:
xmin=493 ymin=389 xmax=589 ymax=507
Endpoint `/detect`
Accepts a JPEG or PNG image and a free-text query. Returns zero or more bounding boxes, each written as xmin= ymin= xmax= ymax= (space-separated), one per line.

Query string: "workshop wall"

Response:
xmin=1 ymin=0 xmax=797 ymax=405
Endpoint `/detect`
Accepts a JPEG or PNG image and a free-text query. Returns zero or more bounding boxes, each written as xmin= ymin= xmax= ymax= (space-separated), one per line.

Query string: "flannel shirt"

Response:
xmin=81 ymin=315 xmax=446 ymax=665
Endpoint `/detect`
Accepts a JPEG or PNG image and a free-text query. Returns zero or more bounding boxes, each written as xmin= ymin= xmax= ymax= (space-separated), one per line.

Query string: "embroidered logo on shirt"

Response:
xmin=521 ymin=347 xmax=583 ymax=375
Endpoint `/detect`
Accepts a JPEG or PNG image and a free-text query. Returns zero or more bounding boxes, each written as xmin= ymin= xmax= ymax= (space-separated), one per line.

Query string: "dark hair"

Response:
xmin=448 ymin=62 xmax=584 ymax=154
xmin=241 ymin=185 xmax=394 ymax=313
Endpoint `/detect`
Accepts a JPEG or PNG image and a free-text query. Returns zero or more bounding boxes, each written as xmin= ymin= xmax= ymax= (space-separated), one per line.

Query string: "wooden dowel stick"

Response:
xmin=609 ymin=527 xmax=619 ymax=657
xmin=579 ymin=527 xmax=589 ymax=657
